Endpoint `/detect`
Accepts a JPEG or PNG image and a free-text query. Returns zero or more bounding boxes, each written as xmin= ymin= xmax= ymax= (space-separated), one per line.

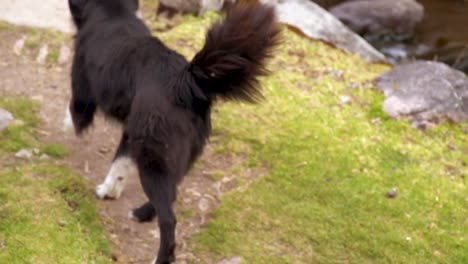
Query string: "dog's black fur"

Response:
xmin=67 ymin=0 xmax=279 ymax=263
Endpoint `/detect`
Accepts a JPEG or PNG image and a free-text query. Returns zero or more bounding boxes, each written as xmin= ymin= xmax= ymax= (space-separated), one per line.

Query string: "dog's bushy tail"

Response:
xmin=188 ymin=2 xmax=281 ymax=102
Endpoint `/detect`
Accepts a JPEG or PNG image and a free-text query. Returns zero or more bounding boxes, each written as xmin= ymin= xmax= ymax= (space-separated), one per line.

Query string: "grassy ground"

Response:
xmin=151 ymin=12 xmax=468 ymax=264
xmin=0 ymin=98 xmax=112 ymax=263
xmin=1 ymin=5 xmax=466 ymax=264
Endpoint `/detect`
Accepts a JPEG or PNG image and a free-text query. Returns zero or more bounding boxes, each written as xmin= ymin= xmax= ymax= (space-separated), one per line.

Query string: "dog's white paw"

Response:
xmin=96 ymin=183 xmax=111 ymax=199
xmin=128 ymin=210 xmax=138 ymax=221
xmin=95 ymin=183 xmax=122 ymax=199
xmin=96 ymin=177 xmax=125 ymax=199
xmin=135 ymin=10 xmax=143 ymax=19
xmin=97 ymin=157 xmax=135 ymax=199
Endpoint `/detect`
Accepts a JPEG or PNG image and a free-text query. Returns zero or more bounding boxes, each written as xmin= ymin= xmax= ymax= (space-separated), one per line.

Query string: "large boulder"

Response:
xmin=158 ymin=0 xmax=235 ymax=16
xmin=376 ymin=61 xmax=468 ymax=128
xmin=330 ymin=0 xmax=424 ymax=37
xmin=0 ymin=108 xmax=15 ymax=132
xmin=273 ymin=0 xmax=386 ymax=62
xmin=0 ymin=0 xmax=74 ymax=33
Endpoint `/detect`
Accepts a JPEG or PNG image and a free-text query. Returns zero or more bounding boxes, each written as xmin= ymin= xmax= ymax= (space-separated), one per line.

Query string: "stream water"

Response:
xmin=315 ymin=0 xmax=468 ymax=72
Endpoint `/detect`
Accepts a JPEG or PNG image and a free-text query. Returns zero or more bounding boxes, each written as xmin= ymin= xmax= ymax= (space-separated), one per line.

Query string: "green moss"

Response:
xmin=0 ymin=98 xmax=39 ymax=155
xmin=46 ymin=48 xmax=60 ymax=64
xmin=0 ymin=21 xmax=15 ymax=31
xmin=0 ymin=98 xmax=112 ymax=263
xmin=41 ymin=144 xmax=70 ymax=158
xmin=0 ymin=165 xmax=112 ymax=263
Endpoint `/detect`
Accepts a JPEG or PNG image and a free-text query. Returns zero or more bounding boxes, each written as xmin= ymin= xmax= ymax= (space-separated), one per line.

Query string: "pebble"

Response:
xmin=15 ymin=149 xmax=33 ymax=160
xmin=340 ymin=95 xmax=352 ymax=104
xmin=198 ymin=197 xmax=210 ymax=213
xmin=31 ymin=95 xmax=44 ymax=103
xmin=150 ymin=229 xmax=160 ymax=239
xmin=39 ymin=154 xmax=50 ymax=160
xmin=387 ymin=188 xmax=398 ymax=198
xmin=0 ymin=108 xmax=15 ymax=131
xmin=58 ymin=45 xmax=71 ymax=64
xmin=36 ymin=44 xmax=49 ymax=64
xmin=13 ymin=36 xmax=26 ymax=55
xmin=98 ymin=146 xmax=111 ymax=154
xmin=218 ymin=257 xmax=242 ymax=264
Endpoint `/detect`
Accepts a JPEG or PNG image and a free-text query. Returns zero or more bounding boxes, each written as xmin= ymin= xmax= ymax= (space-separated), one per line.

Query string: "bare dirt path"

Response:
xmin=0 ymin=27 xmax=259 ymax=264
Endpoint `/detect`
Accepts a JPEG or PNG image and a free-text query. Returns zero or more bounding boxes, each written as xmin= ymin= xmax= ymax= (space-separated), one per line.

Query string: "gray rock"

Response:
xmin=376 ymin=61 xmax=468 ymax=128
xmin=58 ymin=45 xmax=71 ymax=65
xmin=0 ymin=108 xmax=15 ymax=131
xmin=330 ymin=0 xmax=424 ymax=37
xmin=13 ymin=36 xmax=26 ymax=56
xmin=273 ymin=0 xmax=386 ymax=62
xmin=387 ymin=188 xmax=398 ymax=199
xmin=36 ymin=44 xmax=49 ymax=64
xmin=198 ymin=197 xmax=210 ymax=213
xmin=15 ymin=149 xmax=33 ymax=160
xmin=218 ymin=257 xmax=242 ymax=264
xmin=0 ymin=0 xmax=75 ymax=33
xmin=159 ymin=0 xmax=234 ymax=15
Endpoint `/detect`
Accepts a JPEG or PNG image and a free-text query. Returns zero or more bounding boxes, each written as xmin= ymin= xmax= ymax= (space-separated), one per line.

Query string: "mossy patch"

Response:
xmin=0 ymin=98 xmax=112 ymax=263
xmin=149 ymin=12 xmax=467 ymax=264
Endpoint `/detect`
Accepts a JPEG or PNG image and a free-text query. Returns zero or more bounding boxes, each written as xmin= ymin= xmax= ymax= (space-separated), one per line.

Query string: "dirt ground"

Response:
xmin=0 ymin=26 xmax=261 ymax=264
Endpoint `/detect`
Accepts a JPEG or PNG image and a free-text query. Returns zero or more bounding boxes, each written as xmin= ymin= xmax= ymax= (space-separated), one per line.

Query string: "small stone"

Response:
xmin=58 ymin=45 xmax=71 ymax=64
xmin=98 ymin=146 xmax=111 ymax=154
xmin=187 ymin=188 xmax=201 ymax=197
xmin=0 ymin=108 xmax=15 ymax=131
xmin=122 ymin=225 xmax=131 ymax=233
xmin=328 ymin=69 xmax=344 ymax=79
xmin=387 ymin=188 xmax=398 ymax=198
xmin=13 ymin=119 xmax=26 ymax=127
xmin=218 ymin=256 xmax=242 ymax=264
xmin=198 ymin=197 xmax=210 ymax=213
xmin=31 ymin=95 xmax=44 ymax=103
xmin=371 ymin=118 xmax=382 ymax=125
xmin=150 ymin=229 xmax=160 ymax=239
xmin=58 ymin=220 xmax=67 ymax=227
xmin=13 ymin=36 xmax=26 ymax=55
xmin=340 ymin=95 xmax=352 ymax=104
xmin=39 ymin=154 xmax=50 ymax=160
xmin=84 ymin=161 xmax=90 ymax=173
xmin=36 ymin=44 xmax=49 ymax=64
xmin=15 ymin=149 xmax=33 ymax=160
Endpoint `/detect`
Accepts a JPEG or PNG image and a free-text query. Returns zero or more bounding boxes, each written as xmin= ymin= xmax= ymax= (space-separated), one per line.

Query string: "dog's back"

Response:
xmin=71 ymin=0 xmax=188 ymax=125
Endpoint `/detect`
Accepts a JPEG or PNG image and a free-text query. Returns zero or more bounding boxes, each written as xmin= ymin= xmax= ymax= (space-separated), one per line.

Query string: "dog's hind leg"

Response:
xmin=129 ymin=201 xmax=157 ymax=222
xmin=137 ymin=163 xmax=177 ymax=264
xmin=96 ymin=134 xmax=137 ymax=199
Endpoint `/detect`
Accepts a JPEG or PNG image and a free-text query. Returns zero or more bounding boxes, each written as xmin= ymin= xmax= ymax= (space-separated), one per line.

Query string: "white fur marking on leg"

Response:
xmin=128 ymin=210 xmax=138 ymax=221
xmin=63 ymin=104 xmax=75 ymax=134
xmin=135 ymin=9 xmax=143 ymax=19
xmin=96 ymin=157 xmax=137 ymax=199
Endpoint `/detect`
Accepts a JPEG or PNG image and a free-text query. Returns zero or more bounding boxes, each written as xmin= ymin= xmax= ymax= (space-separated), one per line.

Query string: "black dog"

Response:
xmin=66 ymin=0 xmax=279 ymax=263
